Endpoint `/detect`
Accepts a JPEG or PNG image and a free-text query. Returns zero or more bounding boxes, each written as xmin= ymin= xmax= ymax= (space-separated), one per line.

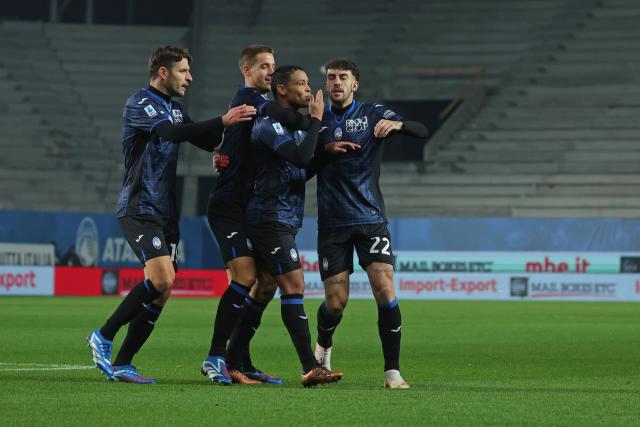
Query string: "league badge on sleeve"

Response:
xmin=272 ymin=122 xmax=285 ymax=136
xmin=144 ymin=104 xmax=158 ymax=118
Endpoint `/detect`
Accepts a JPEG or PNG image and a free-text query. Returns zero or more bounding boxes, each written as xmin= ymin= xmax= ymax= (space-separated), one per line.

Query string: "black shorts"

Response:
xmin=246 ymin=222 xmax=301 ymax=276
xmin=118 ymin=215 xmax=180 ymax=269
xmin=207 ymin=199 xmax=252 ymax=264
xmin=317 ymin=222 xmax=394 ymax=281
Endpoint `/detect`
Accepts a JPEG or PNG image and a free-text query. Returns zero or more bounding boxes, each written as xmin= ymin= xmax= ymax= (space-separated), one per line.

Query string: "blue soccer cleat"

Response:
xmin=86 ymin=330 xmax=113 ymax=377
xmin=201 ymin=356 xmax=232 ymax=385
xmin=111 ymin=365 xmax=157 ymax=384
xmin=242 ymin=368 xmax=283 ymax=384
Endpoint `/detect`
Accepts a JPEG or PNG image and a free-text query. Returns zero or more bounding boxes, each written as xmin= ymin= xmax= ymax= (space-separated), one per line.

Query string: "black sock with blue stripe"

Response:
xmin=208 ymin=281 xmax=251 ymax=357
xmin=226 ymin=295 xmax=266 ymax=370
xmin=281 ymin=294 xmax=316 ymax=372
xmin=113 ymin=302 xmax=163 ymax=366
xmin=317 ymin=302 xmax=343 ymax=349
xmin=100 ymin=279 xmax=162 ymax=341
xmin=378 ymin=298 xmax=402 ymax=371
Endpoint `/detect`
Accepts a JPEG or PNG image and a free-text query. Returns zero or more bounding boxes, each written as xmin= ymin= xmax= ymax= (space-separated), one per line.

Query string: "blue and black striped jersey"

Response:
xmin=316 ymin=100 xmax=403 ymax=229
xmin=246 ymin=115 xmax=308 ymax=229
xmin=117 ymin=87 xmax=188 ymax=219
xmin=210 ymin=87 xmax=271 ymax=205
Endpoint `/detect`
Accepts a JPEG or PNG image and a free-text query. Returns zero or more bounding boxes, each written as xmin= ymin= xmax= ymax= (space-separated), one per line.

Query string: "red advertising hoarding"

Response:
xmin=54 ymin=267 xmax=227 ymax=297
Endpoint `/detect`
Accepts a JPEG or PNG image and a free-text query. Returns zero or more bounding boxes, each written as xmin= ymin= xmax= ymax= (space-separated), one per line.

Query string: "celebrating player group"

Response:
xmin=86 ymin=44 xmax=428 ymax=388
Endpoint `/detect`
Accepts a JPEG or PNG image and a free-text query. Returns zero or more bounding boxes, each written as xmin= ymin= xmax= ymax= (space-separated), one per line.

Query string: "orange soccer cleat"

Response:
xmin=300 ymin=366 xmax=343 ymax=388
xmin=228 ymin=369 xmax=262 ymax=384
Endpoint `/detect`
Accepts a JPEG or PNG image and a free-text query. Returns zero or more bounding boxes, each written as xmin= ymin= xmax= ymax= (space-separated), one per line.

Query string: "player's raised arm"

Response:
xmin=262 ymin=101 xmax=313 ymax=130
xmin=269 ymin=90 xmax=324 ymax=167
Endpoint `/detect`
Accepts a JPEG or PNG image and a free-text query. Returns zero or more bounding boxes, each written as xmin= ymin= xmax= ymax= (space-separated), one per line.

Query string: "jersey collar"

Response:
xmin=142 ymin=87 xmax=173 ymax=113
xmin=328 ymin=100 xmax=358 ymax=123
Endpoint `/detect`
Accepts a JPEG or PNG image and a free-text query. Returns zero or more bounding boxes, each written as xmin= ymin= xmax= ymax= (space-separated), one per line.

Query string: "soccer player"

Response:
xmin=312 ymin=58 xmax=428 ymax=389
xmin=86 ymin=46 xmax=255 ymax=383
xmin=234 ymin=65 xmax=343 ymax=387
xmin=202 ymin=45 xmax=311 ymax=385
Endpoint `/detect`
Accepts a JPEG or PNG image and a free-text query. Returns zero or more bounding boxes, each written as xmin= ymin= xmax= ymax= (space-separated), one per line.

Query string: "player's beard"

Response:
xmin=331 ymin=89 xmax=351 ymax=107
xmin=165 ymin=79 xmax=185 ymax=97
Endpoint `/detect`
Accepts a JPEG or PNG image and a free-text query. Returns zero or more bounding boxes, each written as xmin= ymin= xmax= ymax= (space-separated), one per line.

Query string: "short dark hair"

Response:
xmin=239 ymin=44 xmax=275 ymax=69
xmin=148 ymin=46 xmax=192 ymax=78
xmin=324 ymin=57 xmax=359 ymax=81
xmin=270 ymin=65 xmax=304 ymax=99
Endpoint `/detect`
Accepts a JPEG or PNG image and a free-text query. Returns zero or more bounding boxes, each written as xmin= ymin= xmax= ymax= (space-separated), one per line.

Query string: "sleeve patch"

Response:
xmin=383 ymin=110 xmax=396 ymax=119
xmin=144 ymin=104 xmax=158 ymax=118
xmin=272 ymin=122 xmax=285 ymax=135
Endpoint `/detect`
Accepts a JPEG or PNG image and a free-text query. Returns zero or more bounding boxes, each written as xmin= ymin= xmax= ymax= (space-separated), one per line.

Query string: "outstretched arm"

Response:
xmin=373 ymin=119 xmax=428 ymax=139
xmin=154 ymin=104 xmax=256 ymax=152
xmin=305 ymin=141 xmax=361 ymax=181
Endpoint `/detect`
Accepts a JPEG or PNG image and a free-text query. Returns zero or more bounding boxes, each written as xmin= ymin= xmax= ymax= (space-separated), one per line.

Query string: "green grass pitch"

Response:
xmin=0 ymin=297 xmax=638 ymax=426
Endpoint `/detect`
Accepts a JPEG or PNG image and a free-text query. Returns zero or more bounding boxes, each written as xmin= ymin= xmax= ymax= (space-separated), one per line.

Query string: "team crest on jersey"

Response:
xmin=144 ymin=104 xmax=158 ymax=118
xmin=346 ymin=116 xmax=368 ymax=133
xmin=172 ymin=109 xmax=184 ymax=123
xmin=290 ymin=248 xmax=298 ymax=261
xmin=334 ymin=127 xmax=343 ymax=140
xmin=272 ymin=122 xmax=285 ymax=136
xmin=383 ymin=110 xmax=396 ymax=119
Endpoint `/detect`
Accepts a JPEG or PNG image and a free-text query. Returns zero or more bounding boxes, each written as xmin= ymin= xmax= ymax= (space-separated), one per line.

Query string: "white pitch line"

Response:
xmin=0 ymin=366 xmax=94 ymax=372
xmin=0 ymin=362 xmax=94 ymax=371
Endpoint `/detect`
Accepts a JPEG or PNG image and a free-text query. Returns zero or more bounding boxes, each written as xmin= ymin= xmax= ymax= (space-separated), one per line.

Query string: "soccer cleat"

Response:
xmin=384 ymin=369 xmax=410 ymax=389
xmin=86 ymin=330 xmax=113 ymax=377
xmin=228 ymin=370 xmax=261 ymax=384
xmin=242 ymin=368 xmax=283 ymax=384
xmin=301 ymin=366 xmax=343 ymax=388
xmin=314 ymin=343 xmax=332 ymax=370
xmin=111 ymin=365 xmax=157 ymax=384
xmin=201 ymin=356 xmax=232 ymax=385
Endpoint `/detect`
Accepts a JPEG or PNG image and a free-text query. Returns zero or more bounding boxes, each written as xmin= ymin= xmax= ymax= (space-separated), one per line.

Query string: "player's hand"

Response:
xmin=324 ymin=141 xmax=361 ymax=154
xmin=308 ymin=90 xmax=324 ymax=120
xmin=222 ymin=104 xmax=256 ymax=126
xmin=374 ymin=119 xmax=403 ymax=138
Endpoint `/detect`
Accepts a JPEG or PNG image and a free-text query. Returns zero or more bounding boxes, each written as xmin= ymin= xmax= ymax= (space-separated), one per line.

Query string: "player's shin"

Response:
xmin=226 ymin=296 xmax=265 ymax=369
xmin=208 ymin=281 xmax=252 ymax=356
xmin=100 ymin=279 xmax=162 ymax=340
xmin=280 ymin=294 xmax=316 ymax=372
xmin=113 ymin=302 xmax=163 ymax=366
xmin=377 ymin=298 xmax=401 ymax=371
xmin=317 ymin=302 xmax=343 ymax=348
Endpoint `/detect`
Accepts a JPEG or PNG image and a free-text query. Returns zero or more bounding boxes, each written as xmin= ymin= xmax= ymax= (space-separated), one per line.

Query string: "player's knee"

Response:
xmin=254 ymin=285 xmax=276 ymax=305
xmin=233 ymin=271 xmax=257 ymax=287
xmin=326 ymin=295 xmax=348 ymax=313
xmin=151 ymin=271 xmax=175 ymax=292
xmin=373 ymin=286 xmax=394 ymax=304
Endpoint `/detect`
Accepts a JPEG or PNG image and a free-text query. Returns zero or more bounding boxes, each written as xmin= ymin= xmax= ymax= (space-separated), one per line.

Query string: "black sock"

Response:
xmin=208 ymin=281 xmax=251 ymax=357
xmin=113 ymin=303 xmax=163 ymax=366
xmin=316 ymin=302 xmax=343 ymax=349
xmin=100 ymin=279 xmax=162 ymax=340
xmin=378 ymin=298 xmax=402 ymax=371
xmin=280 ymin=294 xmax=316 ymax=373
xmin=226 ymin=296 xmax=265 ymax=370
